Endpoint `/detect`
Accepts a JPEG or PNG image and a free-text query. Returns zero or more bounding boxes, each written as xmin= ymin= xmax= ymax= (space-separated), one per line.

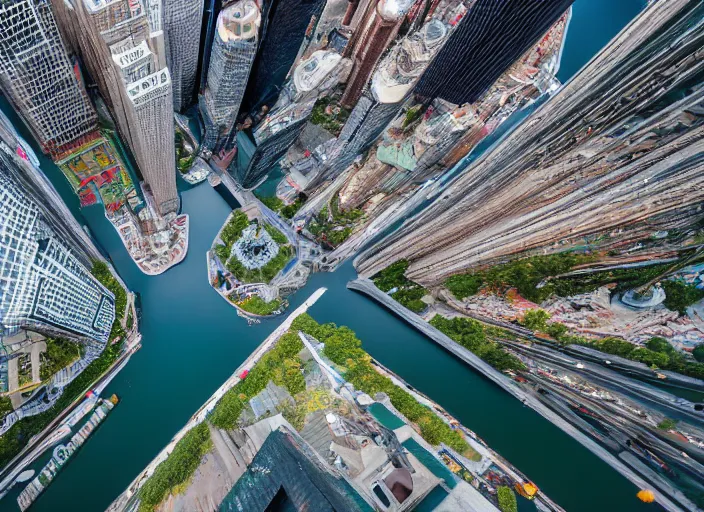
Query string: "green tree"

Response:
xmin=693 ymin=344 xmax=704 ymax=363
xmin=521 ymin=309 xmax=551 ymax=331
xmin=661 ymin=280 xmax=704 ymax=315
xmin=138 ymin=423 xmax=212 ymax=511
xmin=497 ymin=486 xmax=518 ymax=512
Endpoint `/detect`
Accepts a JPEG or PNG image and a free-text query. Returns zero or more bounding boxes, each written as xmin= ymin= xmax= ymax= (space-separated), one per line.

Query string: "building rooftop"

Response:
xmin=218 ymin=0 xmax=261 ymax=42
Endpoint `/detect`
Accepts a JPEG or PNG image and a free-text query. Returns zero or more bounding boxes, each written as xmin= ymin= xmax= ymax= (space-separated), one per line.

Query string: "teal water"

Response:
xmin=368 ymin=402 xmax=406 ymax=430
xmin=0 ymin=2 xmax=659 ymax=511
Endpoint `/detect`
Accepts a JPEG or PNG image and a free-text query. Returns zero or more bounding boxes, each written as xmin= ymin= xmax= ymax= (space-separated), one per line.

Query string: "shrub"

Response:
xmin=296 ymin=315 xmax=475 ymax=456
xmin=694 ymin=344 xmax=704 ymax=363
xmin=40 ymin=338 xmax=81 ymax=381
xmin=661 ymin=280 xmax=704 ymax=315
xmin=237 ymin=296 xmax=282 ymax=316
xmin=263 ymin=223 xmax=288 ymax=245
xmin=138 ymin=423 xmax=212 ymax=511
xmin=430 ymin=316 xmax=525 ymax=372
xmin=209 ymin=333 xmax=304 ymax=429
xmin=497 ymin=486 xmax=518 ymax=512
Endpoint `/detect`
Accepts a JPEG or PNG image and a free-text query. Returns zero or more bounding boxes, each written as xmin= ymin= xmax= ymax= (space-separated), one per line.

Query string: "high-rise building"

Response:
xmin=414 ymin=0 xmax=574 ymax=105
xmin=234 ymin=50 xmax=346 ymax=189
xmin=239 ymin=0 xmax=326 ymax=114
xmin=203 ymin=0 xmax=260 ymax=134
xmin=0 ymin=112 xmax=115 ymax=345
xmin=51 ymin=0 xmax=179 ymax=215
xmin=340 ymin=0 xmax=413 ymax=108
xmin=163 ymin=0 xmax=204 ymax=112
xmin=358 ymin=0 xmax=704 ymax=285
xmin=0 ymin=0 xmax=98 ymax=158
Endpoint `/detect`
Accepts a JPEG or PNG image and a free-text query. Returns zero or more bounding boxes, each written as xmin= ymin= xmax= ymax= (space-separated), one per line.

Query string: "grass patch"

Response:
xmin=138 ymin=423 xmax=212 ymax=512
xmin=497 ymin=486 xmax=518 ymax=512
xmin=236 ymin=296 xmax=282 ymax=316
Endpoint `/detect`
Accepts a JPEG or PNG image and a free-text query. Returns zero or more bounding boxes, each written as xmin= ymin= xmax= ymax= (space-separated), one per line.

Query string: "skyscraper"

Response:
xmin=52 ymin=0 xmax=180 ymax=215
xmin=359 ymin=0 xmax=704 ymax=284
xmin=0 ymin=0 xmax=98 ymax=157
xmin=234 ymin=50 xmax=345 ymax=188
xmin=164 ymin=0 xmax=204 ymax=112
xmin=203 ymin=0 xmax=260 ymax=134
xmin=0 ymin=111 xmax=115 ymax=345
xmin=414 ymin=0 xmax=574 ymax=105
xmin=340 ymin=0 xmax=413 ymax=108
xmin=240 ymin=0 xmax=326 ymax=114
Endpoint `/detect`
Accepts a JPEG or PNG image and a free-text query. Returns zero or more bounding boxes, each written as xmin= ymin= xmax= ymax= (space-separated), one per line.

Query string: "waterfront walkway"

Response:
xmin=347 ymin=278 xmax=687 ymax=512
xmin=107 ymin=288 xmax=327 ymax=511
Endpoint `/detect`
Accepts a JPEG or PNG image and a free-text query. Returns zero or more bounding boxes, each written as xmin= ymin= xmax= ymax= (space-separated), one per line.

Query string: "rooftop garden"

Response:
xmin=39 ymin=338 xmax=82 ymax=381
xmin=309 ymin=96 xmax=350 ymax=136
xmin=290 ymin=314 xmax=480 ymax=460
xmin=91 ymin=261 xmax=127 ymax=341
xmin=137 ymin=311 xmax=487 ymax=510
xmin=214 ymin=211 xmax=293 ymax=284
xmin=371 ymin=260 xmax=428 ymax=313
xmin=256 ymin=193 xmax=307 ymax=220
xmin=308 ymin=196 xmax=363 ymax=248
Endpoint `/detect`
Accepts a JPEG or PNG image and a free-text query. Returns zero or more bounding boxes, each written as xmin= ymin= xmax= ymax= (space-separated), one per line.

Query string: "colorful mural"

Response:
xmin=57 ymin=134 xmax=144 ymax=213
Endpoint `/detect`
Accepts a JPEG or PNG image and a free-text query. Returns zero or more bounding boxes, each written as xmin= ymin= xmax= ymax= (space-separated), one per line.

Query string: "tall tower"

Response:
xmin=0 ymin=111 xmax=115 ymax=345
xmin=164 ymin=0 xmax=205 ymax=112
xmin=358 ymin=0 xmax=704 ymax=285
xmin=234 ymin=50 xmax=345 ymax=188
xmin=340 ymin=0 xmax=413 ymax=108
xmin=53 ymin=0 xmax=180 ymax=215
xmin=240 ymin=0 xmax=326 ymax=114
xmin=203 ymin=0 xmax=260 ymax=134
xmin=0 ymin=0 xmax=98 ymax=158
xmin=415 ymin=0 xmax=575 ymax=105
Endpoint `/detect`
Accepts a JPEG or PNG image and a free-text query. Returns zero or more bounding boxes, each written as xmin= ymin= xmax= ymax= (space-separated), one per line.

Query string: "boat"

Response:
xmin=515 ymin=481 xmax=538 ymax=500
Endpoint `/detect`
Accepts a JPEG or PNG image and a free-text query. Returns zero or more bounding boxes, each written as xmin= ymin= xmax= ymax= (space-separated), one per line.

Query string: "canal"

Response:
xmin=0 ymin=0 xmax=654 ymax=511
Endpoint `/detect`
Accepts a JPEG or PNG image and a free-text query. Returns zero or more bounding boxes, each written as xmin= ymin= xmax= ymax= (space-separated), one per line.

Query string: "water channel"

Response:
xmin=0 ymin=1 xmax=659 ymax=510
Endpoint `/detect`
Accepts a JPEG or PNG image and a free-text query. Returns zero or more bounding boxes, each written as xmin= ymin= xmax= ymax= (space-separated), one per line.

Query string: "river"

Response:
xmin=0 ymin=0 xmax=656 ymax=511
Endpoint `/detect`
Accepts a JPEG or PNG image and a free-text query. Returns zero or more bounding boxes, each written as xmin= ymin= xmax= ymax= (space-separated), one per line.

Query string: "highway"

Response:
xmin=348 ymin=277 xmax=689 ymax=512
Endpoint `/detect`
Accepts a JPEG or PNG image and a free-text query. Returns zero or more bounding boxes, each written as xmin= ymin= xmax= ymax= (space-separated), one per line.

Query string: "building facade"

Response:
xmin=0 ymin=0 xmax=98 ymax=157
xmin=414 ymin=0 xmax=574 ymax=105
xmin=203 ymin=0 xmax=260 ymax=134
xmin=340 ymin=0 xmax=413 ymax=108
xmin=359 ymin=0 xmax=704 ymax=285
xmin=239 ymin=0 xmax=326 ymax=114
xmin=51 ymin=0 xmax=179 ymax=215
xmin=163 ymin=0 xmax=204 ymax=112
xmin=0 ymin=116 xmax=115 ymax=345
